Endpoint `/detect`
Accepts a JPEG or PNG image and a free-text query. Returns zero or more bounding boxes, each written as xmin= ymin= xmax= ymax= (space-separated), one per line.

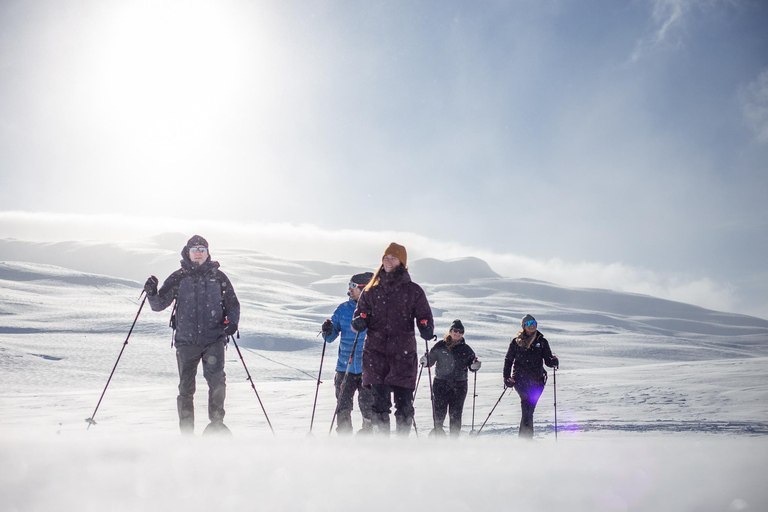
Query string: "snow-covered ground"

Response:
xmin=2 ymin=239 xmax=768 ymax=511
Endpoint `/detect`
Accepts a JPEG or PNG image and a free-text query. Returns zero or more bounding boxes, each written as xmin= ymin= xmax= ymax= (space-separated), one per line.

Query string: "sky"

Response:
xmin=1 ymin=0 xmax=767 ymax=318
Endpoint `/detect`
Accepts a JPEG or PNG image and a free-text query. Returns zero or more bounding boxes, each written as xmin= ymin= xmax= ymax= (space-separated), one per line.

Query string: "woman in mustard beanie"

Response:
xmin=351 ymin=242 xmax=434 ymax=436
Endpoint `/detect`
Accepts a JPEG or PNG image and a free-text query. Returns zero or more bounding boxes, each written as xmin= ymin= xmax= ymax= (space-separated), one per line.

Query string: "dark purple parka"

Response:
xmin=354 ymin=266 xmax=433 ymax=389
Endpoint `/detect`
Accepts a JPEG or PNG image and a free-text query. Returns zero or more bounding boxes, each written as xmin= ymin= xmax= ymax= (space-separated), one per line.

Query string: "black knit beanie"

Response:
xmin=351 ymin=272 xmax=374 ymax=286
xmin=186 ymin=235 xmax=209 ymax=249
xmin=450 ymin=319 xmax=465 ymax=333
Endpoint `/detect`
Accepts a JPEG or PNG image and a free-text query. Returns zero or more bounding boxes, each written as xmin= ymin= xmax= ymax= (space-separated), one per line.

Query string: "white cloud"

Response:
xmin=740 ymin=69 xmax=768 ymax=143
xmin=629 ymin=0 xmax=688 ymax=62
xmin=650 ymin=0 xmax=687 ymax=44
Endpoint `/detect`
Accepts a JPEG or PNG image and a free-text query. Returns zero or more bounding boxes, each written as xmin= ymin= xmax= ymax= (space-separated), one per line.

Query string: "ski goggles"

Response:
xmin=349 ymin=281 xmax=365 ymax=289
xmin=189 ymin=246 xmax=208 ymax=253
xmin=524 ymin=320 xmax=537 ymax=327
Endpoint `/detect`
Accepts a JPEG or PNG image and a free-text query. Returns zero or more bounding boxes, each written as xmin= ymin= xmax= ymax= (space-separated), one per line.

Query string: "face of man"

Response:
xmin=349 ymin=282 xmax=364 ymax=301
xmin=189 ymin=246 xmax=208 ymax=265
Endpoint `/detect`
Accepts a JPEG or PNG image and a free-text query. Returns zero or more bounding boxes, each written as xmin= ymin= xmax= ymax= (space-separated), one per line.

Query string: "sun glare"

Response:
xmin=72 ymin=1 xmax=279 ymax=188
xmin=92 ymin=3 xmax=247 ymax=133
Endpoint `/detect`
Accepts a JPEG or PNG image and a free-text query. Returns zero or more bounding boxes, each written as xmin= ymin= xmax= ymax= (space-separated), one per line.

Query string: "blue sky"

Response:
xmin=1 ymin=0 xmax=767 ymax=318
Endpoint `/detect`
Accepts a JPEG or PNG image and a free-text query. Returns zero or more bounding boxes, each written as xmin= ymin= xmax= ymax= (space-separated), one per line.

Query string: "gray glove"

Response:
xmin=469 ymin=359 xmax=481 ymax=371
xmin=419 ymin=354 xmax=428 ymax=367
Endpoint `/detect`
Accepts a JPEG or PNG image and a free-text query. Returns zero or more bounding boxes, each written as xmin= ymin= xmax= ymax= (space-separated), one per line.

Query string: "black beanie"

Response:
xmin=351 ymin=272 xmax=374 ymax=286
xmin=186 ymin=235 xmax=209 ymax=248
xmin=450 ymin=319 xmax=465 ymax=333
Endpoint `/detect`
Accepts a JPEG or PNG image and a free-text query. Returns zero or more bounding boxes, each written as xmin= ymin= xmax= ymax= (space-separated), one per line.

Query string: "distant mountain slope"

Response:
xmin=408 ymin=257 xmax=501 ymax=284
xmin=0 ymin=261 xmax=138 ymax=287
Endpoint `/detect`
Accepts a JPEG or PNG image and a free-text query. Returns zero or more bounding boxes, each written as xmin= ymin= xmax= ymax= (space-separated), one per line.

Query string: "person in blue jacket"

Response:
xmin=321 ymin=272 xmax=375 ymax=434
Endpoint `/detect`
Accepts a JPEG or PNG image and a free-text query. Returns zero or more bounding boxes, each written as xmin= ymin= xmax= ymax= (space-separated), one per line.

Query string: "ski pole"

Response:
xmin=329 ymin=332 xmax=360 ymax=434
xmin=413 ymin=364 xmax=424 ymax=400
xmin=475 ymin=386 xmax=509 ymax=436
xmin=85 ymin=292 xmax=148 ymax=429
xmin=424 ymin=337 xmax=437 ymax=432
xmin=309 ymin=331 xmax=330 ymax=433
xmin=412 ymin=364 xmax=424 ymax=437
xmin=553 ymin=366 xmax=558 ymax=441
xmin=470 ymin=362 xmax=478 ymax=433
xmin=231 ymin=334 xmax=275 ymax=436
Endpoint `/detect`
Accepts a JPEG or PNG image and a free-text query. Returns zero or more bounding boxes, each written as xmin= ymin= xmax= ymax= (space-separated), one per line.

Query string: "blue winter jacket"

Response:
xmin=327 ymin=298 xmax=366 ymax=374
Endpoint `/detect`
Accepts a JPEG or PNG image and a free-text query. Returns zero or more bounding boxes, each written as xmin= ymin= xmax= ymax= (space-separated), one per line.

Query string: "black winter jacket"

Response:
xmin=503 ymin=331 xmax=556 ymax=385
xmin=149 ymin=256 xmax=240 ymax=347
xmin=425 ymin=338 xmax=477 ymax=382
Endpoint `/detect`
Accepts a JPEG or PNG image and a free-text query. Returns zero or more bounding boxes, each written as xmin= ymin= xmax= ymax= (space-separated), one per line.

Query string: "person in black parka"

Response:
xmin=420 ymin=319 xmax=481 ymax=438
xmin=144 ymin=235 xmax=240 ymax=435
xmin=503 ymin=314 xmax=559 ymax=438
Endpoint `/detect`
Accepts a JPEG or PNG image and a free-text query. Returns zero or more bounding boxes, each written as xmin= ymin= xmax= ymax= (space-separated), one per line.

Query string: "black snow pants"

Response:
xmin=433 ymin=378 xmax=468 ymax=437
xmin=514 ymin=376 xmax=544 ymax=438
xmin=370 ymin=384 xmax=414 ymax=436
xmin=176 ymin=339 xmax=227 ymax=433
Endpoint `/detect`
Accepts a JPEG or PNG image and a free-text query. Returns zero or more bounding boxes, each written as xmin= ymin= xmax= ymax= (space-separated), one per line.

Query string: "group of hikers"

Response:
xmin=143 ymin=235 xmax=559 ymax=438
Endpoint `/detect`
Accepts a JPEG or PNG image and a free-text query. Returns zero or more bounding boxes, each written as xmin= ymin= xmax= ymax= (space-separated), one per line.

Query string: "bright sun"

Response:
xmin=71 ymin=1 xmax=278 ymax=188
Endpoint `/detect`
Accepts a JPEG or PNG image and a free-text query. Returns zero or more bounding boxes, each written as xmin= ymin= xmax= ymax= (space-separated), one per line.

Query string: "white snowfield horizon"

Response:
xmin=0 ymin=213 xmax=760 ymax=320
xmin=2 ymin=238 xmax=768 ymax=511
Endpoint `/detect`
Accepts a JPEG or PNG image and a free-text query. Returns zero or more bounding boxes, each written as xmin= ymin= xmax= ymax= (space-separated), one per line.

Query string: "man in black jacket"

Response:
xmin=144 ymin=235 xmax=240 ymax=435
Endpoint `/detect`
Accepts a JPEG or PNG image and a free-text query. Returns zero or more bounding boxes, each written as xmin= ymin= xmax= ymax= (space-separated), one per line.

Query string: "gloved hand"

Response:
xmin=351 ymin=313 xmax=368 ymax=333
xmin=223 ymin=320 xmax=238 ymax=336
xmin=321 ymin=319 xmax=333 ymax=338
xmin=551 ymin=355 xmax=559 ymax=369
xmin=419 ymin=354 xmax=428 ymax=367
xmin=504 ymin=376 xmax=515 ymax=388
xmin=417 ymin=319 xmax=433 ymax=341
xmin=470 ymin=359 xmax=482 ymax=371
xmin=144 ymin=276 xmax=158 ymax=296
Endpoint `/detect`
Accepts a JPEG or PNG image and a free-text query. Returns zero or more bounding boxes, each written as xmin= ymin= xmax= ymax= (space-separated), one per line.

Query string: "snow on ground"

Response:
xmin=2 ymin=243 xmax=768 ymax=511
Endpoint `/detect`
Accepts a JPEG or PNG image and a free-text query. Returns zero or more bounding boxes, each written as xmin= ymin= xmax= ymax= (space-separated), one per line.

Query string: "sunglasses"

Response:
xmin=189 ymin=246 xmax=208 ymax=253
xmin=349 ymin=282 xmax=365 ymax=289
xmin=524 ymin=320 xmax=537 ymax=327
xmin=451 ymin=328 xmax=464 ymax=334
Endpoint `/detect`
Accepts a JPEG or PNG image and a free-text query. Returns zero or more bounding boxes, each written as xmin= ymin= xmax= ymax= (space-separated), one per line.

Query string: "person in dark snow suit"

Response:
xmin=352 ymin=242 xmax=434 ymax=436
xmin=321 ymin=272 xmax=375 ymax=435
xmin=420 ymin=319 xmax=481 ymax=437
xmin=144 ymin=235 xmax=240 ymax=435
xmin=503 ymin=314 xmax=559 ymax=438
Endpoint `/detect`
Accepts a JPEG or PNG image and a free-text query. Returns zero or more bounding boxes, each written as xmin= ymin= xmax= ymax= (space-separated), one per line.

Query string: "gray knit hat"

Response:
xmin=521 ymin=314 xmax=537 ymax=328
